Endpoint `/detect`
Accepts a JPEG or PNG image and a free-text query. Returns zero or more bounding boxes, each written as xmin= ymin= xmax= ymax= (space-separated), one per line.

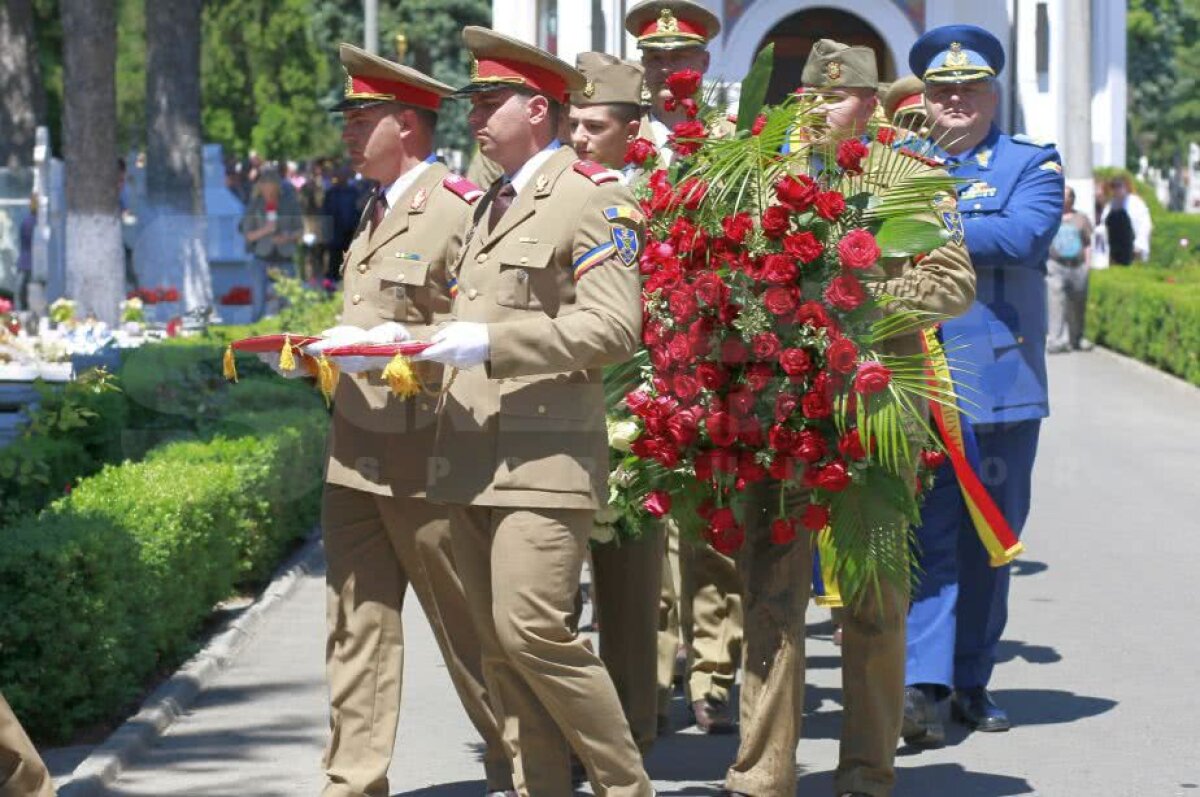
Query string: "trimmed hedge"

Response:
xmin=1088 ymin=266 xmax=1200 ymax=386
xmin=0 ymin=404 xmax=327 ymax=742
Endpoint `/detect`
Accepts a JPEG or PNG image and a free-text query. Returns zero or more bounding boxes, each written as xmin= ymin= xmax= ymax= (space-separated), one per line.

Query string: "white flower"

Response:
xmin=590 ymin=523 xmax=617 ymax=544
xmin=607 ymin=417 xmax=641 ymax=452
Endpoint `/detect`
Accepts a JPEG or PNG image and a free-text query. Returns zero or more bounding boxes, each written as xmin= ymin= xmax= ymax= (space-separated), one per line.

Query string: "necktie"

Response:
xmin=488 ymin=182 xmax=516 ymax=233
xmin=371 ymin=189 xmax=388 ymax=232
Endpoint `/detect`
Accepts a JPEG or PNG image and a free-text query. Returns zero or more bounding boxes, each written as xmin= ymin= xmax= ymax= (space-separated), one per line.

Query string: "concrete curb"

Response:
xmin=1096 ymin=345 xmax=1199 ymax=395
xmin=58 ymin=529 xmax=325 ymax=797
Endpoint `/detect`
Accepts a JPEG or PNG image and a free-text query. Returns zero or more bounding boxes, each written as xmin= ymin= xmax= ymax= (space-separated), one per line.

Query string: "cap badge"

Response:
xmin=825 ymin=60 xmax=843 ymax=82
xmin=535 ymin=174 xmax=551 ymax=194
xmin=657 ymin=8 xmax=680 ymax=34
xmin=583 ymin=79 xmax=596 ymax=99
xmin=640 ymin=83 xmax=652 ymax=104
xmin=946 ymin=42 xmax=969 ymax=68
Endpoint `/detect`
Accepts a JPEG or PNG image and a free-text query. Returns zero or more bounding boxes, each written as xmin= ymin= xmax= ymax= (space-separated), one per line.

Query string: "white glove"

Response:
xmin=413 ymin=322 xmax=490 ymax=370
xmin=256 ymin=352 xmax=308 ymax=379
xmin=303 ymin=323 xmax=412 ymax=374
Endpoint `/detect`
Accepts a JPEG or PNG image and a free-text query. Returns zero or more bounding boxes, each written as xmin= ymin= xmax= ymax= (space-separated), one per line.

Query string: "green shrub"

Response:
xmin=1088 ymin=266 xmax=1200 ymax=385
xmin=0 ymin=408 xmax=328 ymax=742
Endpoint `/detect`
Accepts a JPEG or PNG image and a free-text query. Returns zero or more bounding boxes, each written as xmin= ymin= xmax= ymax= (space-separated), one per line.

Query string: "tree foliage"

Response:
xmin=1128 ymin=0 xmax=1200 ymax=169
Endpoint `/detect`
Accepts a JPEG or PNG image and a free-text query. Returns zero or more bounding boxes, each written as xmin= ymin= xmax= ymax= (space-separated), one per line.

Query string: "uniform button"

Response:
xmin=352 ymin=294 xmax=362 ymax=305
xmin=419 ymin=402 xmax=430 ymax=411
xmin=973 ymin=202 xmax=982 ymax=210
xmin=467 ymin=288 xmax=479 ymax=300
xmin=537 ymin=405 xmax=547 ymax=415
xmin=357 ymin=263 xmax=368 ymax=274
xmin=476 ymin=253 xmax=489 ymax=263
xmin=1017 ymin=336 xmax=1026 ymax=344
xmin=519 ymin=256 xmax=529 ymax=264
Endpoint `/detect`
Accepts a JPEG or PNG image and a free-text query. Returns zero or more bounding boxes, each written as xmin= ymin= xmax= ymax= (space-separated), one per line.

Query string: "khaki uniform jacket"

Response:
xmin=428 ymin=147 xmax=644 ymax=510
xmin=325 ymin=162 xmax=479 ymax=498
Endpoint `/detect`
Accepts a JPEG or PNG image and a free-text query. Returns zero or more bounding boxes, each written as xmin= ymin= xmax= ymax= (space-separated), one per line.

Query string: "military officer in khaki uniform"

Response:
xmin=0 ymin=693 xmax=54 ymax=797
xmin=416 ymin=27 xmax=652 ymax=797
xmin=881 ymin=74 xmax=928 ymax=134
xmin=565 ymin=52 xmax=662 ymax=753
xmin=299 ymin=45 xmax=512 ymax=797
xmin=724 ymin=41 xmax=975 ymax=797
xmin=624 ymin=0 xmax=744 ymax=735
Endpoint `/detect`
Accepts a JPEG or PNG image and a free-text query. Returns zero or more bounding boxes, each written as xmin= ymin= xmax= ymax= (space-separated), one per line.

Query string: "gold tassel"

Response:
xmin=316 ymin=355 xmax=340 ymax=406
xmin=223 ymin=346 xmax=238 ymax=382
xmin=381 ymin=353 xmax=422 ymax=398
xmin=279 ymin=334 xmax=297 ymax=371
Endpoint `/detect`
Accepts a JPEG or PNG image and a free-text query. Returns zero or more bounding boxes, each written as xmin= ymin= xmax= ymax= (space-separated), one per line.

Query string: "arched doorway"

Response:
xmin=759 ymin=9 xmax=894 ymax=104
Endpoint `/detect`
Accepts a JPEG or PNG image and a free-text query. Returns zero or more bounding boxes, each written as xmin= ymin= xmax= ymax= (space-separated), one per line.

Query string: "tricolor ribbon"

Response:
xmin=921 ymin=328 xmax=1024 ymax=567
xmin=811 ymin=529 xmax=843 ymax=608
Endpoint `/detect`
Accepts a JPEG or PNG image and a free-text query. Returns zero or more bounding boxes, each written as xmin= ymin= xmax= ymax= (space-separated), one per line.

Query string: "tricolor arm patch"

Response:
xmin=1039 ymin=160 xmax=1063 ymax=174
xmin=572 ymin=242 xmax=617 ymax=281
xmin=574 ymin=160 xmax=622 ymax=185
xmin=603 ymin=205 xmax=645 ymax=225
xmin=447 ymin=277 xmax=459 ymax=298
xmin=443 ymin=175 xmax=485 ymax=204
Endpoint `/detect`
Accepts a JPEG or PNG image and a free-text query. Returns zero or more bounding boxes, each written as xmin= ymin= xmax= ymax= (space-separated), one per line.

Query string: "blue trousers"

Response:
xmin=906 ymin=420 xmax=1041 ymax=690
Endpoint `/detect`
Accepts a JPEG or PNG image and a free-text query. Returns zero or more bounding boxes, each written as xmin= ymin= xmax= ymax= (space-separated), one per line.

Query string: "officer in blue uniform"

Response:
xmin=902 ymin=25 xmax=1064 ymax=746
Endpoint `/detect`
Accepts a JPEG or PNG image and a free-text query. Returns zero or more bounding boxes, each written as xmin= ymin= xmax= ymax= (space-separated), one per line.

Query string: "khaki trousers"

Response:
xmin=725 ymin=495 xmax=907 ymax=797
xmin=592 ymin=528 xmax=664 ymax=752
xmin=321 ymin=486 xmax=511 ymax=797
xmin=656 ymin=522 xmax=683 ymax=716
xmin=681 ymin=531 xmax=743 ymax=703
xmin=448 ymin=505 xmax=653 ymax=797
xmin=0 ymin=693 xmax=54 ymax=797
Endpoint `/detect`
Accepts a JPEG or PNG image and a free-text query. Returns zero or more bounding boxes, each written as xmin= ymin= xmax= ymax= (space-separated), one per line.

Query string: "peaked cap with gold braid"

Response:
xmin=332 ymin=43 xmax=454 ymax=112
xmin=624 ymin=0 xmax=720 ymax=51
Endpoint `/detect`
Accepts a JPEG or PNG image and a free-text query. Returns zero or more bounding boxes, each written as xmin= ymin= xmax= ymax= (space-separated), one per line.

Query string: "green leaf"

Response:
xmin=736 ymin=43 xmax=775 ymax=133
xmin=874 ymin=218 xmax=949 ymax=258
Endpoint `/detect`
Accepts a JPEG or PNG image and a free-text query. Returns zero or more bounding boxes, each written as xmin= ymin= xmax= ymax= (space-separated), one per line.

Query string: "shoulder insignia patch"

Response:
xmin=443 ymin=175 xmax=485 ymax=204
xmin=1040 ymin=160 xmax=1063 ymax=174
xmin=603 ymin=205 xmax=645 ymax=226
xmin=574 ymin=160 xmax=622 ymax=185
xmin=1012 ymin=133 xmax=1055 ymax=148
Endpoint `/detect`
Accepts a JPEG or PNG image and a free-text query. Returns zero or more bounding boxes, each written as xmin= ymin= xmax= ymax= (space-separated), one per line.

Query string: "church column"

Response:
xmin=1059 ymin=0 xmax=1093 ymax=205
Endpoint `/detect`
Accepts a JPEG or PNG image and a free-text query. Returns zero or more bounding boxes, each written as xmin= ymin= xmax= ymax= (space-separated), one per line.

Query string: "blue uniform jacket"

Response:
xmin=939 ymin=126 xmax=1064 ymax=425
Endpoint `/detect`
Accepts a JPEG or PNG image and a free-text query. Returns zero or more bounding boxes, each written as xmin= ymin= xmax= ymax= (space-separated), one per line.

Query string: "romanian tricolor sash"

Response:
xmin=811 ymin=530 xmax=843 ymax=608
xmin=921 ymin=328 xmax=1024 ymax=567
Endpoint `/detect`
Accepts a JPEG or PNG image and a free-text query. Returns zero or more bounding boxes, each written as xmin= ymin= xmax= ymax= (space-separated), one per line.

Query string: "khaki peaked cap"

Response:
xmin=454 ymin=26 xmax=584 ymax=104
xmin=333 ymin=43 xmax=454 ymax=112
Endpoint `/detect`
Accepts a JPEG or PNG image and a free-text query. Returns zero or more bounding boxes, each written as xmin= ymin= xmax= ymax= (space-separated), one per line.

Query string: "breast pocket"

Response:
xmin=495 ymin=243 xmax=555 ymax=312
xmin=377 ymin=258 xmax=431 ymax=321
xmin=495 ymin=373 xmax=604 ymax=494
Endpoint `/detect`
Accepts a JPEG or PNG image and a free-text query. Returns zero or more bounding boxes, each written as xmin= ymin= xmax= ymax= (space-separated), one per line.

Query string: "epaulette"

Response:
xmin=1012 ymin=133 xmax=1055 ymax=148
xmin=898 ymin=148 xmax=945 ymax=167
xmin=443 ymin=175 xmax=485 ymax=204
xmin=573 ymin=160 xmax=622 ymax=185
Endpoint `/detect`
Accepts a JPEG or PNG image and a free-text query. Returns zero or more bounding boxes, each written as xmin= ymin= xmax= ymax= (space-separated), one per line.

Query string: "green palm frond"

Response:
xmin=826 ymin=470 xmax=916 ymax=607
xmin=603 ymin=348 xmax=650 ymax=409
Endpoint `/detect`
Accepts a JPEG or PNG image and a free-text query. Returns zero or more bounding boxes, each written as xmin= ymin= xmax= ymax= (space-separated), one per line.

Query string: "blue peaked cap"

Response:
xmin=909 ymin=24 xmax=1005 ymax=84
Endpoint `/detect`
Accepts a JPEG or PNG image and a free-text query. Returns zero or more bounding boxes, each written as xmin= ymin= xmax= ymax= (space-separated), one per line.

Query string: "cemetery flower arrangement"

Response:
xmin=219 ymin=286 xmax=253 ymax=306
xmin=49 ymin=298 xmax=77 ymax=325
xmin=608 ymin=51 xmax=961 ymax=603
xmin=120 ymin=296 xmax=146 ymax=324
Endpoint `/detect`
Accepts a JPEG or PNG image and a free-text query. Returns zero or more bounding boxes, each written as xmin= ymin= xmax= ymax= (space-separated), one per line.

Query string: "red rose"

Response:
xmin=876 ymin=127 xmax=897 ymax=146
xmin=680 ymin=97 xmax=700 ymax=119
xmin=670 ymin=120 xmax=707 ymax=156
xmin=666 ymin=68 xmax=703 ymax=99
xmin=705 ymin=411 xmax=737 ymax=447
xmin=694 ymin=450 xmax=714 ymax=481
xmin=625 ymin=389 xmax=652 ymax=415
xmin=696 ymin=362 xmax=728 ymax=390
xmin=745 ymin=363 xmax=774 ymax=392
xmin=625 ymin=138 xmax=659 ymax=166
xmin=825 ymin=337 xmax=859 ymax=374
xmin=783 ymin=231 xmax=825 ymax=264
xmin=712 ymin=448 xmax=739 ymax=474
xmin=808 ymin=460 xmax=851 ymax=492
xmin=738 ymin=417 xmax=765 ymax=447
xmin=738 ymin=451 xmax=768 ymax=484
xmin=775 ymin=392 xmax=800 ymax=423
xmin=761 ymin=205 xmax=791 ymax=239
xmin=763 ymin=286 xmax=798 ymax=317
xmin=668 ymin=288 xmax=698 ymax=321
xmin=761 ymin=253 xmax=798 ymax=285
xmin=752 ymin=332 xmax=781 ymax=361
xmin=775 ymin=174 xmax=819 ymax=212
xmin=801 ymin=503 xmax=830 ymax=531
xmin=838 ymin=429 xmax=868 ymax=460
xmin=836 ymin=137 xmax=870 ymax=174
xmin=779 ymin=348 xmax=812 ymax=377
xmin=814 ymin=191 xmax=847 ymax=222
xmin=750 ymin=114 xmax=768 ymax=136
xmin=728 ymin=386 xmax=757 ymax=416
xmin=666 ymin=410 xmax=699 ymax=447
xmin=921 ymin=449 xmax=948 ymax=469
xmin=769 ymin=454 xmax=796 ymax=480
xmin=645 ymin=240 xmax=675 ymax=263
xmin=824 ymin=274 xmax=867 ymax=311
xmin=793 ymin=429 xmax=827 ymax=463
xmin=770 ymin=518 xmax=798 ymax=545
xmin=667 ymin=333 xmax=693 ymax=363
xmin=720 ymin=338 xmax=749 ymax=364
xmin=678 ymin=177 xmax=709 ymax=210
xmin=837 ymin=228 xmax=881 ymax=270
xmin=693 ymin=272 xmax=726 ymax=306
xmin=801 ymin=389 xmax=833 ymax=419
xmin=710 ymin=523 xmax=745 ymax=556
xmin=722 ymin=212 xmax=754 ymax=244
xmin=854 ymin=360 xmax=893 ymax=395
xmin=671 ymin=373 xmax=702 ymax=402
xmin=795 ymin=300 xmax=833 ymax=331
xmin=643 ymin=490 xmax=672 ymax=518
xmin=769 ymin=424 xmax=797 ymax=453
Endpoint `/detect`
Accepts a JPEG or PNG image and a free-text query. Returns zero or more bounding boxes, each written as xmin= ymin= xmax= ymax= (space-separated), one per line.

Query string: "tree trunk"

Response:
xmin=62 ymin=0 xmax=123 ymax=326
xmin=0 ymin=0 xmax=46 ymax=168
xmin=140 ymin=0 xmax=212 ymax=313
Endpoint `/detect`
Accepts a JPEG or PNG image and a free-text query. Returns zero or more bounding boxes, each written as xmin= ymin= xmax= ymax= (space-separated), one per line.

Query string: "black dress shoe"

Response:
xmin=902 ymin=685 xmax=946 ymax=747
xmin=952 ymin=687 xmax=1011 ymax=732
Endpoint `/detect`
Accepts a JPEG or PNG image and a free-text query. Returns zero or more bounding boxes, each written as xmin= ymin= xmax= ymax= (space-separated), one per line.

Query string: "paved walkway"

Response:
xmin=86 ymin=349 xmax=1200 ymax=797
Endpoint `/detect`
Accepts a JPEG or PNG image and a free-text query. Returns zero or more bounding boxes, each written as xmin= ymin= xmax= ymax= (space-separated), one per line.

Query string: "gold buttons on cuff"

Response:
xmin=476 ymin=253 xmax=489 ymax=263
xmin=352 ymin=294 xmax=362 ymax=305
xmin=467 ymin=288 xmax=479 ymax=300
